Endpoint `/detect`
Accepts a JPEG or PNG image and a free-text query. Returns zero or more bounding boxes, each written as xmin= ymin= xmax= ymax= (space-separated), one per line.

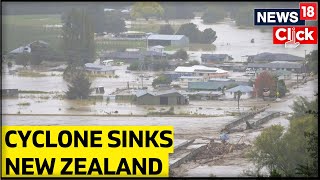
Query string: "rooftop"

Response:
xmin=188 ymin=81 xmax=227 ymax=90
xmin=136 ymin=89 xmax=184 ymax=97
xmin=226 ymin=85 xmax=253 ymax=93
xmin=9 ymin=40 xmax=49 ymax=54
xmin=175 ymin=65 xmax=228 ymax=74
xmin=248 ymin=52 xmax=304 ymax=62
xmin=179 ymin=76 xmax=204 ymax=79
xmin=102 ymin=50 xmax=166 ymax=60
xmin=209 ymin=78 xmax=234 ymax=82
xmin=84 ymin=63 xmax=113 ymax=72
xmin=247 ymin=62 xmax=303 ymax=69
xmin=201 ymin=54 xmax=233 ymax=61
xmin=147 ymin=34 xmax=187 ymax=41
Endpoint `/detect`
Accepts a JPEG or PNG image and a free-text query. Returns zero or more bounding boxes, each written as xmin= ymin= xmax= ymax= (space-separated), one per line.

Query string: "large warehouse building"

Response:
xmin=147 ymin=34 xmax=189 ymax=47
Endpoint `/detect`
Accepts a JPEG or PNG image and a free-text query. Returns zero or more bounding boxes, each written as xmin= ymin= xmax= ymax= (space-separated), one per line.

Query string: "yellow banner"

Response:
xmin=2 ymin=126 xmax=174 ymax=177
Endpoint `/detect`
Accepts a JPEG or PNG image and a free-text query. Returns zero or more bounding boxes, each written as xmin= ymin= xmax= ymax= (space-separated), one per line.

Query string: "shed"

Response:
xmin=101 ymin=50 xmax=166 ymax=64
xmin=188 ymin=82 xmax=227 ymax=91
xmin=225 ymin=85 xmax=253 ymax=99
xmin=84 ymin=63 xmax=115 ymax=75
xmin=247 ymin=52 xmax=304 ymax=63
xmin=135 ymin=89 xmax=188 ymax=105
xmin=149 ymin=45 xmax=165 ymax=53
xmin=9 ymin=40 xmax=49 ymax=54
xmin=247 ymin=61 xmax=303 ymax=73
xmin=201 ymin=54 xmax=233 ymax=64
xmin=147 ymin=34 xmax=189 ymax=47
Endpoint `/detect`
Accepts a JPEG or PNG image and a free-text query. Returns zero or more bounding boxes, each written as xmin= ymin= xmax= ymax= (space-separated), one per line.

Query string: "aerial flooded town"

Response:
xmin=1 ymin=1 xmax=318 ymax=177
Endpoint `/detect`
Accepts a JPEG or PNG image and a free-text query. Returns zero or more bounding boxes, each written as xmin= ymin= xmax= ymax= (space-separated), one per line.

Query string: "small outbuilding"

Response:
xmin=135 ymin=89 xmax=189 ymax=105
xmin=225 ymin=85 xmax=253 ymax=99
xmin=201 ymin=54 xmax=233 ymax=64
xmin=84 ymin=63 xmax=115 ymax=75
xmin=147 ymin=34 xmax=189 ymax=47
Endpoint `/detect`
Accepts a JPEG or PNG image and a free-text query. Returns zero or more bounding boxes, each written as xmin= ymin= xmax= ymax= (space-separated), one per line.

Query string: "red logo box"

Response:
xmin=273 ymin=26 xmax=318 ymax=44
xmin=300 ymin=2 xmax=318 ymax=20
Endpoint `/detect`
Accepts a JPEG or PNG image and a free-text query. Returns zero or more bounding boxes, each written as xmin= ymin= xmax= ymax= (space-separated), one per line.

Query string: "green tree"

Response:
xmin=289 ymin=95 xmax=318 ymax=120
xmin=152 ymin=74 xmax=172 ymax=87
xmin=62 ymin=8 xmax=95 ymax=65
xmin=234 ymin=5 xmax=255 ymax=27
xmin=7 ymin=61 xmax=13 ymax=68
xmin=162 ymin=4 xmax=195 ymax=21
xmin=15 ymin=52 xmax=30 ymax=67
xmin=66 ymin=70 xmax=92 ymax=100
xmin=248 ymin=97 xmax=318 ymax=177
xmin=176 ymin=23 xmax=200 ymax=43
xmin=152 ymin=60 xmax=169 ymax=71
xmin=202 ymin=6 xmax=226 ymax=24
xmin=306 ymin=50 xmax=318 ymax=74
xmin=277 ymin=79 xmax=287 ymax=98
xmin=131 ymin=2 xmax=164 ymax=21
xmin=236 ymin=90 xmax=242 ymax=109
xmin=127 ymin=62 xmax=140 ymax=71
xmin=172 ymin=49 xmax=188 ymax=61
xmin=296 ymin=131 xmax=318 ymax=177
xmin=176 ymin=23 xmax=217 ymax=44
xmin=201 ymin=29 xmax=218 ymax=44
xmin=104 ymin=11 xmax=127 ymax=35
xmin=86 ymin=4 xmax=107 ymax=34
xmin=254 ymin=71 xmax=276 ymax=97
xmin=30 ymin=52 xmax=43 ymax=65
xmin=158 ymin=24 xmax=175 ymax=35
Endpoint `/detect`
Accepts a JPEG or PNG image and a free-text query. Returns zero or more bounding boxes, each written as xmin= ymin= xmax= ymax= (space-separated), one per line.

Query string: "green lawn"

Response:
xmin=129 ymin=23 xmax=181 ymax=33
xmin=2 ymin=14 xmax=62 ymax=54
xmin=96 ymin=39 xmax=147 ymax=51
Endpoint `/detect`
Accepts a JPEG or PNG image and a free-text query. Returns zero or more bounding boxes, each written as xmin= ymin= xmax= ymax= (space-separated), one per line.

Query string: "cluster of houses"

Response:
xmin=107 ymin=50 xmax=305 ymax=105
xmin=5 ymin=37 xmax=306 ymax=106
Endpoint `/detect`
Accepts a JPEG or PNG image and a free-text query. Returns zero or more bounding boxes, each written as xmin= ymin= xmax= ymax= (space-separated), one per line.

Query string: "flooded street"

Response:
xmin=2 ymin=65 xmax=155 ymax=93
xmin=2 ymin=115 xmax=236 ymax=140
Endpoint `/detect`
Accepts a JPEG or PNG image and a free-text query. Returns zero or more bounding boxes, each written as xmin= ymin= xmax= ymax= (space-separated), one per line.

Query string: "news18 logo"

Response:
xmin=254 ymin=2 xmax=318 ymax=48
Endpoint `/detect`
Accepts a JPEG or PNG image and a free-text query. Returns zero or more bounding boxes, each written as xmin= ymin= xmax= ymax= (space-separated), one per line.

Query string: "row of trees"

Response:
xmin=202 ymin=6 xmax=226 ymax=24
xmin=158 ymin=23 xmax=218 ymax=44
xmin=176 ymin=23 xmax=217 ymax=44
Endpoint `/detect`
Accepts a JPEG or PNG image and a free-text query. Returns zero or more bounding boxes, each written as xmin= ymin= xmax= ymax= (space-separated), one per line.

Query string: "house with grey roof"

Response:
xmin=201 ymin=54 xmax=233 ymax=65
xmin=188 ymin=81 xmax=228 ymax=91
xmin=9 ymin=40 xmax=49 ymax=54
xmin=147 ymin=34 xmax=189 ymax=47
xmin=225 ymin=85 xmax=254 ymax=99
xmin=84 ymin=63 xmax=115 ymax=75
xmin=247 ymin=52 xmax=304 ymax=63
xmin=101 ymin=50 xmax=167 ymax=64
xmin=135 ymin=89 xmax=188 ymax=105
xmin=247 ymin=61 xmax=303 ymax=73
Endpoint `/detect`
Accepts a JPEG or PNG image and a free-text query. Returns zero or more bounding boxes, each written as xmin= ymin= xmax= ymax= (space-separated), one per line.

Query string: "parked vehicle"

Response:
xmin=102 ymin=60 xmax=114 ymax=66
xmin=245 ymin=68 xmax=256 ymax=76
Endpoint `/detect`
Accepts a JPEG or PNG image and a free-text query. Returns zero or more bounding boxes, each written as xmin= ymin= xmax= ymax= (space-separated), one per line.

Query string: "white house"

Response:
xmin=174 ymin=65 xmax=229 ymax=79
xmin=149 ymin=45 xmax=164 ymax=54
xmin=84 ymin=63 xmax=115 ymax=75
xmin=225 ymin=85 xmax=253 ymax=99
xmin=171 ymin=76 xmax=204 ymax=88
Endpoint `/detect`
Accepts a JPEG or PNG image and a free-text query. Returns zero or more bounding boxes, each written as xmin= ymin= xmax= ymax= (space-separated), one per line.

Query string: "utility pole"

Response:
xmin=141 ymin=75 xmax=144 ymax=88
xmin=296 ymin=72 xmax=299 ymax=88
xmin=304 ymin=50 xmax=307 ymax=77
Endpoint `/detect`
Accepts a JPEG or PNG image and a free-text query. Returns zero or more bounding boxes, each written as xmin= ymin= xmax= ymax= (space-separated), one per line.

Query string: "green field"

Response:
xmin=2 ymin=14 xmax=214 ymax=55
xmin=129 ymin=23 xmax=181 ymax=33
xmin=2 ymin=14 xmax=62 ymax=54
